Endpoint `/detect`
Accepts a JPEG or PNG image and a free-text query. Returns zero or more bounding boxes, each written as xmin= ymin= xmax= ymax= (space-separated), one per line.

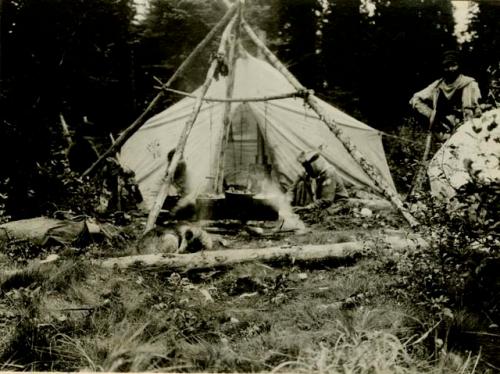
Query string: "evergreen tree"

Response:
xmin=463 ymin=1 xmax=500 ymax=104
xmin=0 ymin=0 xmax=136 ymax=216
xmin=363 ymin=0 xmax=456 ymax=129
xmin=320 ymin=0 xmax=370 ymax=119
xmin=136 ymin=0 xmax=225 ymax=96
xmin=272 ymin=0 xmax=323 ymax=89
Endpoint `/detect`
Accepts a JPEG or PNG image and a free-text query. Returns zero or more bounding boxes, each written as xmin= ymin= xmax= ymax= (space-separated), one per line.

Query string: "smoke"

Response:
xmin=255 ymin=179 xmax=305 ymax=231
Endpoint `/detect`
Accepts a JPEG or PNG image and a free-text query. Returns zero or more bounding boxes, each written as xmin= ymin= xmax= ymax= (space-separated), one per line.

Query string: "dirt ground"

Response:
xmin=0 ymin=212 xmax=487 ymax=372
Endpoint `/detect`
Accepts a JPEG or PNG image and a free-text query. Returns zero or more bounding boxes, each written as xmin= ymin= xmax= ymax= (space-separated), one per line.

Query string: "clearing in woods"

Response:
xmin=0 ymin=210 xmax=488 ymax=373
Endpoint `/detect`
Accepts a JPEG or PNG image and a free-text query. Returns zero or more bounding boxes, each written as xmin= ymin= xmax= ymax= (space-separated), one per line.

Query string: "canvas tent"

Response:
xmin=120 ymin=52 xmax=397 ymax=210
xmin=428 ymin=107 xmax=500 ymax=199
xmin=86 ymin=2 xmax=417 ymax=230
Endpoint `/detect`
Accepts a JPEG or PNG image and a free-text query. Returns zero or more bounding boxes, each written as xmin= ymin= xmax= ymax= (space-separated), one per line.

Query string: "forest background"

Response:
xmin=0 ymin=0 xmax=498 ymax=218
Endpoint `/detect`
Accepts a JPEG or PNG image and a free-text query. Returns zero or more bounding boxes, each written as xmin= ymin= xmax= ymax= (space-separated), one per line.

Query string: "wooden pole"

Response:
xmin=155 ymin=84 xmax=300 ymax=103
xmin=94 ymin=235 xmax=428 ymax=271
xmin=241 ymin=19 xmax=418 ymax=227
xmin=81 ymin=3 xmax=239 ymax=178
xmin=59 ymin=113 xmax=73 ymax=147
xmin=214 ymin=2 xmax=242 ymax=193
xmin=144 ymin=14 xmax=239 ymax=233
xmin=407 ymin=114 xmax=435 ymax=199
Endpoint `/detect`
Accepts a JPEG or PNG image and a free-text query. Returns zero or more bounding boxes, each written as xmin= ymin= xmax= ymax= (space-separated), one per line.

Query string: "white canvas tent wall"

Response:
xmin=428 ymin=108 xmax=500 ymax=199
xmin=120 ymin=51 xmax=397 ymax=210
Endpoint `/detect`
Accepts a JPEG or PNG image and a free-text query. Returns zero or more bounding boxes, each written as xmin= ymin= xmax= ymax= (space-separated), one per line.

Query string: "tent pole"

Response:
xmin=241 ymin=18 xmax=418 ymax=227
xmin=154 ymin=83 xmax=300 ymax=102
xmin=407 ymin=114 xmax=435 ymax=199
xmin=144 ymin=13 xmax=239 ymax=233
xmin=214 ymin=2 xmax=242 ymax=193
xmin=81 ymin=3 xmax=239 ymax=179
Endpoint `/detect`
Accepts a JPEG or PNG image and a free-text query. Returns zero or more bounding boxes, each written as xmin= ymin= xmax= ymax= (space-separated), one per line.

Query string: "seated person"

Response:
xmin=291 ymin=151 xmax=349 ymax=213
xmin=166 ymin=148 xmax=187 ymax=198
xmin=164 ymin=149 xmax=195 ymax=220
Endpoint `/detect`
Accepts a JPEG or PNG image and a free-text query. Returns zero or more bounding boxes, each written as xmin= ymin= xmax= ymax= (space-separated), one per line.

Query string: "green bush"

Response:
xmin=383 ymin=117 xmax=427 ymax=195
xmin=379 ymin=172 xmax=500 ymax=366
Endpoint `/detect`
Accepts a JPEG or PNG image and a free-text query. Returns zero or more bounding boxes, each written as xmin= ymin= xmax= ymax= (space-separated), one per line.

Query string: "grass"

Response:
xmin=0 ymin=231 xmax=491 ymax=372
xmin=54 ymin=321 xmax=173 ymax=371
xmin=0 ymin=267 xmax=46 ymax=292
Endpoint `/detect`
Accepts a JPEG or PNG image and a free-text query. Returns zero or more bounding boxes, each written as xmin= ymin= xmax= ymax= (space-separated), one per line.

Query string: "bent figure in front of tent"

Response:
xmin=410 ymin=50 xmax=482 ymax=142
xmin=291 ymin=151 xmax=349 ymax=213
xmin=288 ymin=171 xmax=315 ymax=207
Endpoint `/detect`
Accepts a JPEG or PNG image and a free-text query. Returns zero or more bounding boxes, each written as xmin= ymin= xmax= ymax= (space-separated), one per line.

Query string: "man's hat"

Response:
xmin=442 ymin=50 xmax=460 ymax=66
xmin=297 ymin=150 xmax=319 ymax=165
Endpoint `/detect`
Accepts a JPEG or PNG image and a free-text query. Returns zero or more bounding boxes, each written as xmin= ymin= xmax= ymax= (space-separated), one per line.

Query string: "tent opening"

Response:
xmin=224 ymin=103 xmax=271 ymax=191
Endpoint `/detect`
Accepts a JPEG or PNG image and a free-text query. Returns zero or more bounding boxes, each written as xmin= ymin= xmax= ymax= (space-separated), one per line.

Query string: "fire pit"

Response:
xmin=195 ymin=192 xmax=278 ymax=221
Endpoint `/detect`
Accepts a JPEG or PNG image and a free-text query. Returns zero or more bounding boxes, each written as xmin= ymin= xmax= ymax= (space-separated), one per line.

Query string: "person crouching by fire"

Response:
xmin=290 ymin=150 xmax=349 ymax=214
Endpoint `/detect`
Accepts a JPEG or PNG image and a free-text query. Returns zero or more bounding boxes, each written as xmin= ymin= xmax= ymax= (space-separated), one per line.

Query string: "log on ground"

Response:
xmin=94 ymin=235 xmax=427 ymax=271
xmin=345 ymin=198 xmax=394 ymax=211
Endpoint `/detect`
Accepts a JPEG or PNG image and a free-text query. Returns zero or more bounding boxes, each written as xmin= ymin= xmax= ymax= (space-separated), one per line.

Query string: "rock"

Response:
xmin=360 ymin=208 xmax=373 ymax=218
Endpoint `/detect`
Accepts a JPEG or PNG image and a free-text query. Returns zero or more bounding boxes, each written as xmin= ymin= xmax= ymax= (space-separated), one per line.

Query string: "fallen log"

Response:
xmin=93 ymin=235 xmax=427 ymax=271
xmin=345 ymin=198 xmax=394 ymax=211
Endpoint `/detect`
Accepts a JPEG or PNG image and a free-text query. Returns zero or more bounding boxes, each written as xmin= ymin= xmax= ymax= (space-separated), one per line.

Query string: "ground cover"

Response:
xmin=0 ymin=217 xmax=493 ymax=373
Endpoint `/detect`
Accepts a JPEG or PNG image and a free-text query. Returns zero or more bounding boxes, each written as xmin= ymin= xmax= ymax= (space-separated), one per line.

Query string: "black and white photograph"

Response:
xmin=0 ymin=0 xmax=499 ymax=372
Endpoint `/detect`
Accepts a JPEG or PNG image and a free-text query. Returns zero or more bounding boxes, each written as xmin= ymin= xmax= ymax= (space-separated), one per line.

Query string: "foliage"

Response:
xmin=376 ymin=174 xmax=500 ymax=365
xmin=0 ymin=253 xmax=482 ymax=373
xmin=383 ymin=117 xmax=428 ymax=194
xmin=0 ymin=180 xmax=10 ymax=224
xmin=1 ymin=0 xmax=136 ymax=130
xmin=462 ymin=1 xmax=500 ymax=104
xmin=136 ymin=0 xmax=225 ymax=95
xmin=0 ymin=0 xmax=136 ymax=215
xmin=2 ymin=0 xmax=498 ymax=214
xmin=1 ymin=240 xmax=50 ymax=267
xmin=319 ymin=0 xmax=457 ymax=129
xmin=272 ymin=0 xmax=323 ymax=89
xmin=2 ymin=142 xmax=102 ymax=219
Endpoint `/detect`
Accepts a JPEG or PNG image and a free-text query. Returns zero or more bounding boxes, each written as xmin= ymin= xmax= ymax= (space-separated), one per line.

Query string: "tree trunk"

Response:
xmin=94 ymin=235 xmax=427 ymax=271
xmin=345 ymin=198 xmax=394 ymax=211
xmin=214 ymin=3 xmax=242 ymax=193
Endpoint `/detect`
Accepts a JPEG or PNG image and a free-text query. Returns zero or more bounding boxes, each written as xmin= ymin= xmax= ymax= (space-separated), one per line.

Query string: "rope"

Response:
xmin=264 ymin=101 xmax=268 ymax=143
xmin=209 ymin=104 xmax=214 ymax=180
xmin=378 ymin=131 xmax=421 ymax=145
xmin=239 ymin=108 xmax=243 ymax=166
xmin=231 ymin=124 xmax=236 ymax=177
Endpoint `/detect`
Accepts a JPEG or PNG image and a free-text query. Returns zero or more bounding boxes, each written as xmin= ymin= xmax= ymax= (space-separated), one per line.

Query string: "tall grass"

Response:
xmin=0 ymin=248 xmax=487 ymax=372
xmin=54 ymin=321 xmax=173 ymax=371
xmin=269 ymin=309 xmax=481 ymax=374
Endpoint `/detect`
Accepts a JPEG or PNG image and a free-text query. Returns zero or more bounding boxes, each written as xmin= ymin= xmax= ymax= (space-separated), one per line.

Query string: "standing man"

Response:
xmin=410 ymin=50 xmax=482 ymax=141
